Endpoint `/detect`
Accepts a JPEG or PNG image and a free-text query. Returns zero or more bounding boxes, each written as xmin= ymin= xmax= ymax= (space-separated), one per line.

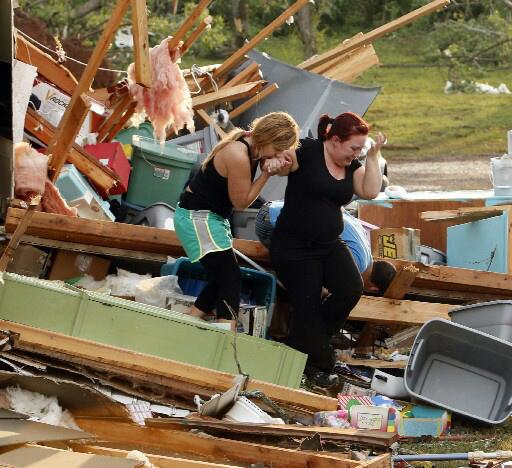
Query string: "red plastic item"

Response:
xmin=84 ymin=142 xmax=131 ymax=195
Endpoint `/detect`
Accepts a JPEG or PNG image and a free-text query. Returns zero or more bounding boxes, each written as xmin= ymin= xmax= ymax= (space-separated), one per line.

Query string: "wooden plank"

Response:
xmin=130 ymin=0 xmax=152 ymax=87
xmin=68 ymin=444 xmax=241 ymax=468
xmin=420 ymin=206 xmax=509 ymax=223
xmin=349 ymin=295 xmax=451 ymax=325
xmin=181 ymin=16 xmax=213 ymax=56
xmin=1 ymin=320 xmax=337 ymax=412
xmin=5 ymin=208 xmax=270 ymax=264
xmin=145 ymin=418 xmax=398 ymax=448
xmin=168 ymin=0 xmax=213 ymax=51
xmin=229 ymin=83 xmax=279 ymax=119
xmin=46 ymin=0 xmax=131 ymax=178
xmin=8 ymin=233 xmax=168 ymax=262
xmin=300 ymin=0 xmax=450 ymax=71
xmin=379 ymin=258 xmax=512 ymax=296
xmin=407 ymin=287 xmax=512 ymax=303
xmin=342 ymin=357 xmax=406 ymax=369
xmin=15 ymin=33 xmax=78 ymax=96
xmin=74 ymin=419 xmax=361 ymax=468
xmin=359 ymin=198 xmax=487 ymax=252
xmin=223 ymin=62 xmax=259 ymax=88
xmin=305 ymin=33 xmax=364 ymax=73
xmin=326 ymin=45 xmax=380 ymax=83
xmin=25 ymin=108 xmax=120 ymax=195
xmin=383 ymin=265 xmax=419 ymax=299
xmin=203 ymin=0 xmax=311 ymax=87
xmin=0 ymin=207 xmax=37 ymax=272
xmin=192 ymin=81 xmax=265 ymax=109
xmin=47 ymin=93 xmax=92 ymax=181
xmin=97 ymin=93 xmax=133 ymax=142
xmin=105 ymin=101 xmax=137 ymax=142
xmin=363 ymin=453 xmax=392 ymax=468
xmin=195 ymin=109 xmax=227 ymax=139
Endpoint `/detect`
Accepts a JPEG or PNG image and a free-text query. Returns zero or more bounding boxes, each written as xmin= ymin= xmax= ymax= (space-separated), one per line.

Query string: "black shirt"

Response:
xmin=179 ymin=138 xmax=256 ymax=219
xmin=274 ymin=138 xmax=362 ymax=244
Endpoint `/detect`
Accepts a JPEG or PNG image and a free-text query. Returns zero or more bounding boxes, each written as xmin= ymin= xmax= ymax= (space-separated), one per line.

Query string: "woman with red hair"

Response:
xmin=270 ymin=112 xmax=385 ymax=387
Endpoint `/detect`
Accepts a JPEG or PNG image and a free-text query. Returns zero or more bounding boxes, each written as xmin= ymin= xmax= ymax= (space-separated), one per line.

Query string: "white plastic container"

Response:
xmin=371 ymin=368 xmax=408 ymax=399
xmin=490 ymin=153 xmax=512 ymax=196
xmin=223 ymin=396 xmax=274 ymax=423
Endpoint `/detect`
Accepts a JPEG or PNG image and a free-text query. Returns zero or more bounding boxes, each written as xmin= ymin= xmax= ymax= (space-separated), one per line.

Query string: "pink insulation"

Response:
xmin=128 ymin=37 xmax=195 ymax=143
xmin=14 ymin=142 xmax=48 ymax=200
xmin=41 ymin=180 xmax=77 ymax=217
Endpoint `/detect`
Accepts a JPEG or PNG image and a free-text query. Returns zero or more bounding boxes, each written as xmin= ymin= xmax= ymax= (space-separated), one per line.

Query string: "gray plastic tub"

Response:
xmin=449 ymin=300 xmax=512 ymax=342
xmin=404 ymin=319 xmax=512 ymax=424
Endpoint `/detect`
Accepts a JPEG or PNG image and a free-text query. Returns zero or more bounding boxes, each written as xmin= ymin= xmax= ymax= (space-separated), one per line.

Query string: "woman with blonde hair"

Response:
xmin=174 ymin=112 xmax=299 ymax=325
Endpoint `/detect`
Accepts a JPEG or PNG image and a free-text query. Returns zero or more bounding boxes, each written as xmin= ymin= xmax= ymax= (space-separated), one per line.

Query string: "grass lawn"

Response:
xmin=184 ymin=30 xmax=512 ymax=160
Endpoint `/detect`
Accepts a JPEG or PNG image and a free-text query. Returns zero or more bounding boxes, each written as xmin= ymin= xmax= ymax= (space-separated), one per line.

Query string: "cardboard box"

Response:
xmin=371 ymin=227 xmax=420 ymax=261
xmin=2 ymin=245 xmax=50 ymax=278
xmin=48 ymin=250 xmax=111 ymax=281
xmin=237 ymin=305 xmax=267 ymax=338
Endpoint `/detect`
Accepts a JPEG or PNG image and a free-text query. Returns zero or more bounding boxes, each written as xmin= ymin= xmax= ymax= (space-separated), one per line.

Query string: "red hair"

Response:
xmin=317 ymin=112 xmax=369 ymax=142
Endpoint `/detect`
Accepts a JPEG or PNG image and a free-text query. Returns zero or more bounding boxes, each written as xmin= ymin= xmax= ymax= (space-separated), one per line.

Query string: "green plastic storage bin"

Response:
xmin=127 ymin=136 xmax=199 ymax=209
xmin=0 ymin=273 xmax=306 ymax=388
xmin=114 ymin=122 xmax=155 ymax=146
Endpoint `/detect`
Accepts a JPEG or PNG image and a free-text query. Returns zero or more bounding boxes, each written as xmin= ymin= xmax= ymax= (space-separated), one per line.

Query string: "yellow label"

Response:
xmin=381 ymin=234 xmax=397 ymax=259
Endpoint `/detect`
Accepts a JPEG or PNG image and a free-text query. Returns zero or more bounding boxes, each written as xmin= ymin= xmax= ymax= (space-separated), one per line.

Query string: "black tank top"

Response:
xmin=179 ymin=138 xmax=257 ymax=219
xmin=274 ymin=138 xmax=362 ymax=244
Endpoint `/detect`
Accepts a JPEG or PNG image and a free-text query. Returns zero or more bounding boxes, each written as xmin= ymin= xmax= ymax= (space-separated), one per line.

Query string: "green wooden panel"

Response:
xmin=0 ymin=273 xmax=306 ymax=388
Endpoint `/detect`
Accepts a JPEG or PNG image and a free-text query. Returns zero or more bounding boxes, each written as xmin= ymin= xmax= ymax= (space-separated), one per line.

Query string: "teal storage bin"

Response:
xmin=127 ymin=136 xmax=199 ymax=208
xmin=56 ymin=164 xmax=115 ymax=221
xmin=0 ymin=273 xmax=305 ymax=388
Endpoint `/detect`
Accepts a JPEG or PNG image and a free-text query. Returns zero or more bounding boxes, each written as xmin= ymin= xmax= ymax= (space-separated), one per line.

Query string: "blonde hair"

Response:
xmin=201 ymin=112 xmax=299 ymax=170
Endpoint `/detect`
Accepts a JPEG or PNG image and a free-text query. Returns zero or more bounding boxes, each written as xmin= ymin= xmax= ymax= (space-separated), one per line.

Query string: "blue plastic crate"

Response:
xmin=161 ymin=257 xmax=276 ymax=318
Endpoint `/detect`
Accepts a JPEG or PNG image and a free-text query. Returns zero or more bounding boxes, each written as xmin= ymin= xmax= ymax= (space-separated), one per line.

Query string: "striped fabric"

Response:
xmin=174 ymin=204 xmax=233 ymax=262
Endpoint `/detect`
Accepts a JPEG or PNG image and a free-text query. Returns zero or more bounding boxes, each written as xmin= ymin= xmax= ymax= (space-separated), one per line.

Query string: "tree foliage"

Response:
xmin=16 ymin=0 xmax=512 ymax=79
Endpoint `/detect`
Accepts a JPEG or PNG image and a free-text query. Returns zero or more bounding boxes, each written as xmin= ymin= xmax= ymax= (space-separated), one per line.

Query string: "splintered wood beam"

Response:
xmin=192 ymin=81 xmax=265 ymax=109
xmin=47 ymin=93 xmax=92 ymax=181
xmin=181 ymin=15 xmax=212 ymax=56
xmin=299 ymin=0 xmax=450 ymax=71
xmin=0 ymin=206 xmax=37 ymax=272
xmin=15 ymin=33 xmax=79 ymax=96
xmin=376 ymin=257 xmax=512 ymax=296
xmin=46 ymin=0 xmax=131 ymax=181
xmin=67 ymin=444 xmax=241 ymax=468
xmin=229 ymin=83 xmax=279 ymax=119
xmin=97 ymin=93 xmax=133 ymax=142
xmin=324 ymin=45 xmax=380 ymax=83
xmin=420 ymin=205 xmax=510 ymax=223
xmin=349 ymin=295 xmax=451 ymax=325
xmin=342 ymin=356 xmax=407 ymax=369
xmin=25 ymin=108 xmax=119 ymax=195
xmin=168 ymin=0 xmax=213 ymax=51
xmin=4 ymin=208 xmax=271 ymax=263
xmin=145 ymin=418 xmax=398 ymax=448
xmin=195 ymin=109 xmax=227 ymax=139
xmin=74 ymin=419 xmax=361 ymax=468
xmin=0 ymin=318 xmax=337 ymax=412
xmin=303 ymin=33 xmax=364 ymax=73
xmin=130 ymin=0 xmax=152 ymax=87
xmin=105 ymin=101 xmax=137 ymax=142
xmin=383 ymin=265 xmax=419 ymax=299
xmin=202 ymin=0 xmax=311 ymax=88
xmin=222 ymin=62 xmax=259 ymax=88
